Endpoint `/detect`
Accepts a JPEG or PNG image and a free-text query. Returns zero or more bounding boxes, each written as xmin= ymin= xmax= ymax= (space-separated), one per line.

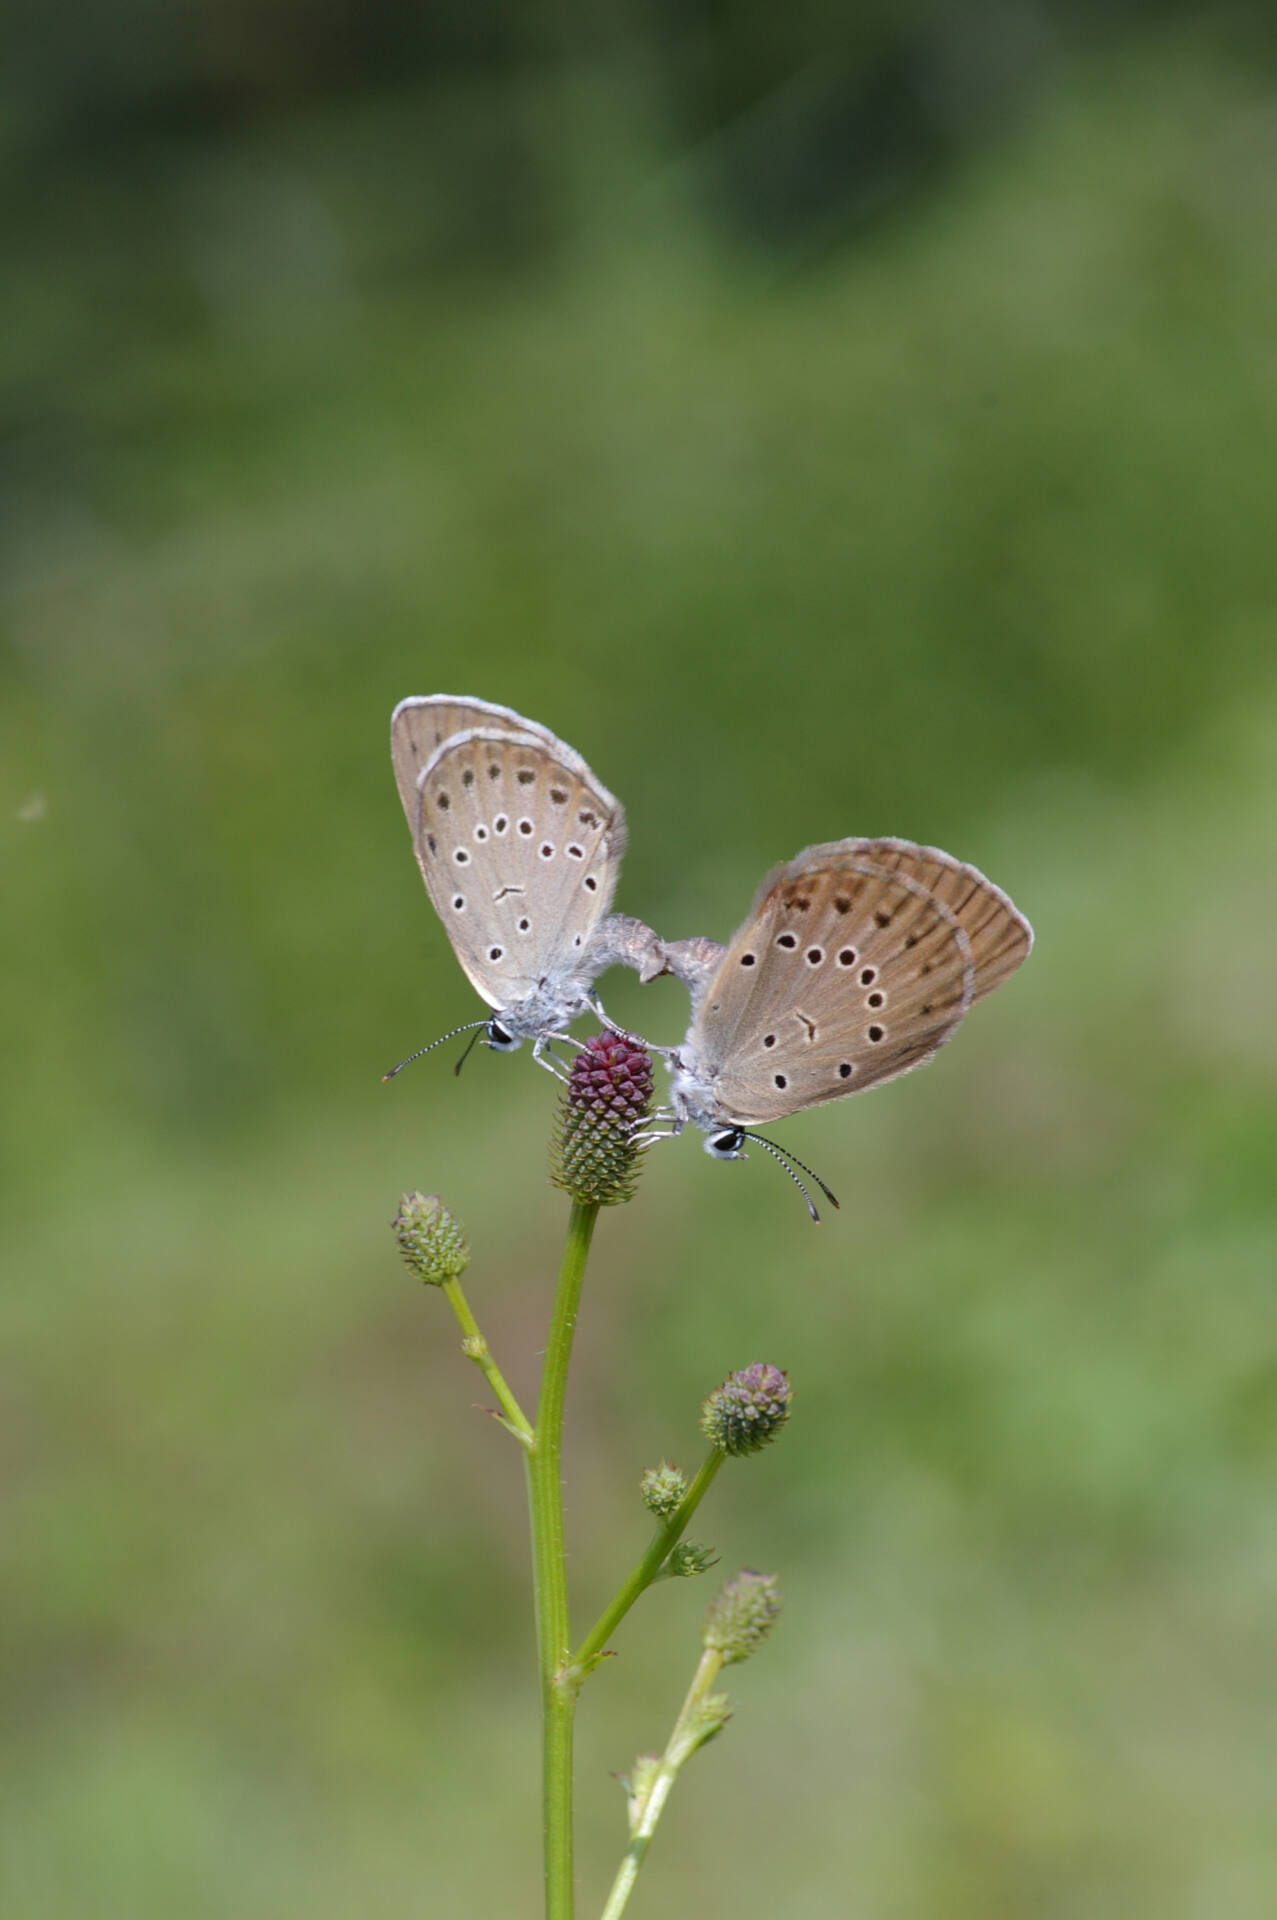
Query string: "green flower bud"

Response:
xmin=550 ymin=1031 xmax=654 ymax=1207
xmin=641 ymin=1462 xmax=688 ymax=1518
xmin=392 ymin=1191 xmax=470 ymax=1285
xmin=663 ymin=1541 xmax=717 ymax=1579
xmin=702 ymin=1570 xmax=782 ymax=1666
xmin=700 ymin=1364 xmax=792 ymax=1457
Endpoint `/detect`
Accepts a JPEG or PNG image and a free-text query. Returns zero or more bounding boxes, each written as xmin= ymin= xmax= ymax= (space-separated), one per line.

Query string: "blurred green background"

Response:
xmin=4 ymin=3 xmax=1277 ymax=1913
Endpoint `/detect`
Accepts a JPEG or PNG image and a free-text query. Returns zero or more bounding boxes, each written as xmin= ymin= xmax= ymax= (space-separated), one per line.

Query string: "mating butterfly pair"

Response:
xmin=389 ymin=696 xmax=1032 ymax=1216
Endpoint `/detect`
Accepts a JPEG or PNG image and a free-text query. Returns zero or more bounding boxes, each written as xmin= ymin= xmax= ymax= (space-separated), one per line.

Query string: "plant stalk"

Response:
xmin=526 ymin=1199 xmax=599 ymax=1920
xmin=598 ymin=1646 xmax=727 ymax=1920
xmin=571 ymin=1449 xmax=725 ymax=1674
xmin=441 ymin=1276 xmax=533 ymax=1443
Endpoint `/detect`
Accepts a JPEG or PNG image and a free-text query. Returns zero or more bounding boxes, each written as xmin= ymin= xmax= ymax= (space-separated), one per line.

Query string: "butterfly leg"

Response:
xmin=625 ymin=1125 xmax=678 ymax=1150
xmin=531 ymin=1036 xmax=576 ymax=1083
xmin=623 ymin=1106 xmax=683 ymax=1149
xmin=585 ymin=992 xmax=671 ymax=1056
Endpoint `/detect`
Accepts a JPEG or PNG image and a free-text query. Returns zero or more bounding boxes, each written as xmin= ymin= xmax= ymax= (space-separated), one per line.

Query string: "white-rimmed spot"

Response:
xmin=539 ymin=842 xmax=555 ymax=860
xmin=474 ymin=824 xmax=488 ymax=842
xmin=838 ymin=1062 xmax=853 ymax=1078
xmin=805 ymin=947 xmax=824 ymax=966
xmin=776 ymin=932 xmax=797 ymax=950
xmin=566 ymin=843 xmax=584 ymax=859
xmin=859 ymin=966 xmax=877 ymax=986
xmin=866 ymin=990 xmax=885 ymax=1009
xmin=867 ymin=1024 xmax=885 ymax=1043
xmin=494 ymin=814 xmax=509 ymax=834
xmin=740 ymin=952 xmax=756 ymax=967
xmin=583 ymin=875 xmax=598 ymax=892
xmin=518 ymin=819 xmax=534 ymax=836
xmin=452 ymin=895 xmax=465 ymax=911
xmin=453 ymin=848 xmax=470 ymax=865
xmin=488 ymin=945 xmax=503 ymax=962
xmin=518 ymin=917 xmax=531 ymax=933
xmin=837 ymin=948 xmax=857 ymax=967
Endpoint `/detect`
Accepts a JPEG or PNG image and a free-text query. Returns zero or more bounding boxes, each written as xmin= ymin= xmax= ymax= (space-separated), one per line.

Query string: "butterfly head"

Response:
xmin=483 ymin=1016 xmax=522 ymax=1053
xmin=704 ymin=1126 xmax=747 ymax=1161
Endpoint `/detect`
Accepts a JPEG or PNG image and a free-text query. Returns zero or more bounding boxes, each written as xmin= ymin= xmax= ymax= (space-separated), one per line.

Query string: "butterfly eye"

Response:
xmin=485 ymin=1019 xmax=521 ymax=1052
xmin=705 ymin=1128 xmax=746 ymax=1160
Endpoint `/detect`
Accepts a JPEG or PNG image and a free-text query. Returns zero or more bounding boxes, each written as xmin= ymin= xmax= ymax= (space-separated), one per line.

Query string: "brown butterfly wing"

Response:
xmin=842 ymin=837 xmax=1032 ymax=1000
xmin=689 ymin=847 xmax=978 ymax=1126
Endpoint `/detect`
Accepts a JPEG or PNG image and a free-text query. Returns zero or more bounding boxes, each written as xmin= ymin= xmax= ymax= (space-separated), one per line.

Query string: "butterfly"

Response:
xmin=650 ymin=837 xmax=1033 ymax=1217
xmin=387 ymin=696 xmax=662 ymax=1075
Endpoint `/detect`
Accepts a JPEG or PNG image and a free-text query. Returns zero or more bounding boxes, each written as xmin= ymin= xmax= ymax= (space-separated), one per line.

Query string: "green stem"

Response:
xmin=440 ymin=1276 xmax=533 ymax=1444
xmin=571 ymin=1449 xmax=725 ymax=1674
xmin=598 ymin=1647 xmax=726 ymax=1920
xmin=526 ymin=1199 xmax=599 ymax=1920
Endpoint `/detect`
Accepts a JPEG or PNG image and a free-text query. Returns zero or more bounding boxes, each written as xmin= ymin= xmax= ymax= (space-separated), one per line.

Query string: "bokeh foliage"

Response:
xmin=4 ymin=6 xmax=1277 ymax=1914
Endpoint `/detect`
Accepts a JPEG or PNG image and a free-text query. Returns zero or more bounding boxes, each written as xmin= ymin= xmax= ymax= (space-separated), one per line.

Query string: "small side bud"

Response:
xmin=619 ymin=1753 xmax=661 ymax=1835
xmin=550 ymin=1031 xmax=654 ymax=1207
xmin=700 ymin=1363 xmax=792 ymax=1457
xmin=680 ymin=1691 xmax=732 ymax=1755
xmin=702 ymin=1570 xmax=782 ymax=1666
xmin=392 ymin=1191 xmax=470 ymax=1285
xmin=663 ymin=1541 xmax=717 ymax=1580
xmin=641 ymin=1462 xmax=688 ymax=1518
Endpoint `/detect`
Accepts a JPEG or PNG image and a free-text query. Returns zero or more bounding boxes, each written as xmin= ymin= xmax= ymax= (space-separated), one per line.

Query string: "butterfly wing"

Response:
xmin=411 ymin=726 xmax=626 ymax=1010
xmin=840 ymin=837 xmax=1032 ymax=1000
xmin=684 ymin=844 xmax=983 ymax=1126
xmin=391 ymin=696 xmax=574 ymax=842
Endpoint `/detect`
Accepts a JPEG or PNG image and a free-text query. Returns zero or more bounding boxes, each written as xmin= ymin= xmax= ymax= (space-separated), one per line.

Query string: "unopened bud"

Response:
xmin=664 ymin=1541 xmax=717 ymax=1579
xmin=641 ymin=1463 xmax=688 ymax=1518
xmin=702 ymin=1570 xmax=781 ymax=1666
xmin=392 ymin=1191 xmax=470 ymax=1285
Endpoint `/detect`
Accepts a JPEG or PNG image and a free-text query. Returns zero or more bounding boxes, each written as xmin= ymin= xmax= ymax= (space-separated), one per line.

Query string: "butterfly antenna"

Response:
xmin=741 ymin=1131 xmax=841 ymax=1222
xmin=453 ymin=1027 xmax=486 ymax=1078
xmin=382 ymin=1021 xmax=489 ymax=1082
xmin=743 ymin=1132 xmax=840 ymax=1210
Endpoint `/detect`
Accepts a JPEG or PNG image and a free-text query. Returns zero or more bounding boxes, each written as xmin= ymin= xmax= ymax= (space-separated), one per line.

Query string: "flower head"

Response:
xmin=700 ymin=1363 xmax=793 ymax=1457
xmin=550 ymin=1031 xmax=654 ymax=1207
